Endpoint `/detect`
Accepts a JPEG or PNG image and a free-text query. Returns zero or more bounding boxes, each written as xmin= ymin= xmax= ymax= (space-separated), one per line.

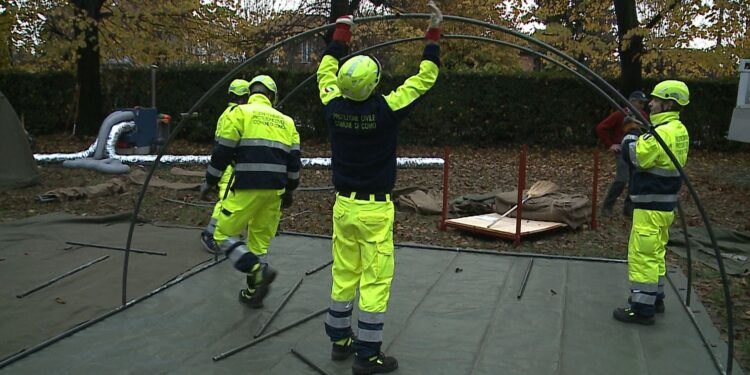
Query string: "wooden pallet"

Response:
xmin=445 ymin=213 xmax=567 ymax=240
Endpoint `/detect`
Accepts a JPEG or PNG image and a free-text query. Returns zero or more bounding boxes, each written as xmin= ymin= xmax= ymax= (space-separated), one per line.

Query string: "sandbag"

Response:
xmin=495 ymin=190 xmax=591 ymax=229
xmin=39 ymin=177 xmax=128 ymax=202
xmin=394 ymin=187 xmax=442 ymax=215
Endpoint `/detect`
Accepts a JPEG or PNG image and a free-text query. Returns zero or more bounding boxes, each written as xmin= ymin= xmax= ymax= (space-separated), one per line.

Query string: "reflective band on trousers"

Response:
xmin=219 ymin=236 xmax=242 ymax=252
xmin=207 ymin=165 xmax=224 ymax=178
xmin=330 ymin=300 xmax=354 ymax=312
xmin=326 ymin=299 xmax=354 ymax=329
xmin=630 ymin=194 xmax=678 ymax=203
xmin=358 ymin=328 xmax=383 ymax=342
xmin=239 ymin=138 xmax=292 ymax=153
xmin=359 ymin=311 xmax=385 ymax=324
xmin=207 ymin=217 xmax=218 ymax=232
xmin=287 ymin=171 xmax=300 ymax=180
xmin=215 ymin=136 xmax=238 ymax=148
xmin=220 ymin=237 xmax=249 ymax=264
xmin=326 ymin=315 xmax=351 ymax=328
xmin=631 ymin=282 xmax=658 ymax=293
xmin=631 ymin=292 xmax=657 ymax=305
xmin=227 ymin=246 xmax=250 ymax=264
xmin=234 ymin=163 xmax=287 ymax=173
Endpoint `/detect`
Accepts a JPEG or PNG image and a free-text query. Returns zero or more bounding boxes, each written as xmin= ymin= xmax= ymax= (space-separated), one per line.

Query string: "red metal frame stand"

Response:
xmin=514 ymin=144 xmax=528 ymax=247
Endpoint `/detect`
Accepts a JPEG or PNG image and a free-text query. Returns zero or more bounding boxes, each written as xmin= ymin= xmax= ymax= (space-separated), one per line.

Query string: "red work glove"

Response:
xmin=333 ymin=15 xmax=355 ymax=44
xmin=425 ymin=1 xmax=442 ymax=41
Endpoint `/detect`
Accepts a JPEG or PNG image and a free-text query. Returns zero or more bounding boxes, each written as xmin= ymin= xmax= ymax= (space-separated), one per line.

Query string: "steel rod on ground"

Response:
xmin=212 ymin=307 xmax=328 ymax=362
xmin=162 ymin=197 xmax=215 ymax=208
xmin=306 ymin=260 xmax=333 ymax=275
xmin=17 ymin=255 xmax=109 ymax=298
xmin=255 ymin=277 xmax=304 ymax=338
xmin=516 ymin=258 xmax=534 ymax=299
xmin=66 ymin=241 xmax=167 ymax=256
xmin=290 ymin=348 xmax=330 ymax=375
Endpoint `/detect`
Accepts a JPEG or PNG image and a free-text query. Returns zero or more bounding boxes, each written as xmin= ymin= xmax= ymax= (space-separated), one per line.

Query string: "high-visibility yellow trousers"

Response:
xmin=330 ymin=194 xmax=395 ymax=311
xmin=628 ymin=208 xmax=673 ymax=308
xmin=326 ymin=193 xmax=394 ymax=358
xmin=207 ymin=165 xmax=234 ymax=234
xmin=214 ymin=188 xmax=282 ymax=260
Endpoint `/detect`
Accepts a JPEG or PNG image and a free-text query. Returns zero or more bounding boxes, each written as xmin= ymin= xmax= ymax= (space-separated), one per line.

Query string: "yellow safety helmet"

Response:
xmin=249 ymin=75 xmax=279 ymax=104
xmin=651 ymin=80 xmax=690 ymax=106
xmin=228 ymin=79 xmax=250 ymax=96
xmin=337 ymin=55 xmax=381 ymax=101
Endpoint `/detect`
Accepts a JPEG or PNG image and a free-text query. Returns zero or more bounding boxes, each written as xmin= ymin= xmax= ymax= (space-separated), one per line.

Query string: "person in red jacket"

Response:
xmin=596 ymin=91 xmax=649 ymax=217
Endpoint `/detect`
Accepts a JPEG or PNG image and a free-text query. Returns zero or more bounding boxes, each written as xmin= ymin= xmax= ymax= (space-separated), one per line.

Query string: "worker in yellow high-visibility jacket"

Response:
xmin=317 ymin=2 xmax=442 ymax=374
xmin=613 ymin=80 xmax=690 ymax=325
xmin=200 ymin=75 xmax=301 ymax=308
xmin=200 ymin=79 xmax=249 ymax=254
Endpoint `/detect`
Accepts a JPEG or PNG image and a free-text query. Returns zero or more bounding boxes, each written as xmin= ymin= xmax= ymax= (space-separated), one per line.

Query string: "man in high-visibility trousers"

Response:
xmin=316 ymin=2 xmax=442 ymax=373
xmin=613 ymin=80 xmax=690 ymax=325
xmin=200 ymin=75 xmax=301 ymax=308
xmin=200 ymin=79 xmax=249 ymax=254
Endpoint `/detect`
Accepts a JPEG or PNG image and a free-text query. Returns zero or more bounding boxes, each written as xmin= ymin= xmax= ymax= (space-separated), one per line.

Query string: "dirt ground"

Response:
xmin=2 ymin=134 xmax=750 ymax=370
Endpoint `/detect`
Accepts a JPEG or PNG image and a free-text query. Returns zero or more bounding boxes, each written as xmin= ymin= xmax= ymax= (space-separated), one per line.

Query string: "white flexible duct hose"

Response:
xmin=35 ymin=121 xmax=445 ymax=168
xmin=106 ymin=122 xmax=444 ymax=167
xmin=35 ymin=140 xmax=98 ymax=163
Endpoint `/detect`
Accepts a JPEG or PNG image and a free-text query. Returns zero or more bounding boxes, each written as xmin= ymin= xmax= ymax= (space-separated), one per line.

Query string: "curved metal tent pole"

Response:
xmin=123 ymin=14 xmax=733 ymax=372
xmin=280 ymin=34 xmax=622 ymax=113
xmin=279 ymin=34 xmax=728 ymax=372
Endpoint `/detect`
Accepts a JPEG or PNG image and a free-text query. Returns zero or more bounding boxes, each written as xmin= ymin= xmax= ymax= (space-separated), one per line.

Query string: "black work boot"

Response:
xmin=239 ymin=264 xmax=277 ymax=309
xmin=352 ymin=352 xmax=398 ymax=375
xmin=238 ymin=288 xmax=261 ymax=308
xmin=613 ymin=307 xmax=655 ymax=325
xmin=332 ymin=337 xmax=354 ymax=361
xmin=628 ymin=296 xmax=665 ymax=314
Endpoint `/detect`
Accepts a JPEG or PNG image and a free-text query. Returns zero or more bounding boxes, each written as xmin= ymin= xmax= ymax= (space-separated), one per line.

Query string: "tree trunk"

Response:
xmin=74 ymin=1 xmax=104 ymax=135
xmin=613 ymin=0 xmax=643 ymax=96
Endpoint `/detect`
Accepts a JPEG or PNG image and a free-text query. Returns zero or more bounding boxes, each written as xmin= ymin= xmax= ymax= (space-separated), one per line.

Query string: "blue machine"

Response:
xmin=118 ymin=107 xmax=158 ymax=150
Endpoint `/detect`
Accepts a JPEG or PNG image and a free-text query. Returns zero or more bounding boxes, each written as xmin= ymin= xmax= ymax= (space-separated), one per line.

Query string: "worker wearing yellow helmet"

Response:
xmin=200 ymin=79 xmax=250 ymax=254
xmin=200 ymin=74 xmax=301 ymax=309
xmin=614 ymin=80 xmax=690 ymax=325
xmin=316 ymin=2 xmax=442 ymax=373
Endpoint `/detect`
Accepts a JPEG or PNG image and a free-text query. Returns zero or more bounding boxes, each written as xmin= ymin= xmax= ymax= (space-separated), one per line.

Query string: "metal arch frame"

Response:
xmin=122 ymin=14 xmax=733 ymax=373
xmin=278 ymin=34 xmax=619 ymax=109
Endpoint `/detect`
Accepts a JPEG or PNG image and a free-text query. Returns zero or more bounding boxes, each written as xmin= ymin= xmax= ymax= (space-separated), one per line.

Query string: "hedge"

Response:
xmin=0 ymin=66 xmax=739 ymax=149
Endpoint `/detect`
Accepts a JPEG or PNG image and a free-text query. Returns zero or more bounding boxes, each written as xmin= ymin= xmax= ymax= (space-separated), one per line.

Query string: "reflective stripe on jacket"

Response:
xmin=623 ymin=111 xmax=689 ymax=211
xmin=317 ymin=41 xmax=440 ymax=193
xmin=206 ymin=94 xmax=301 ymax=190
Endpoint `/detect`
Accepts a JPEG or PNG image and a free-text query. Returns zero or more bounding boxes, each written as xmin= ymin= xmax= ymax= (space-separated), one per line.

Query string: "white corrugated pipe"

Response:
xmin=35 ymin=120 xmax=445 ymax=169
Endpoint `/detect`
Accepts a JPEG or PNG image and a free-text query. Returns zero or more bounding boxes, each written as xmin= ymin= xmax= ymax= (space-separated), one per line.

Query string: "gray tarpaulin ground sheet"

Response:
xmin=0 ymin=213 xmax=212 ymax=361
xmin=0 ymin=214 xmax=742 ymax=374
xmin=669 ymin=225 xmax=750 ymax=276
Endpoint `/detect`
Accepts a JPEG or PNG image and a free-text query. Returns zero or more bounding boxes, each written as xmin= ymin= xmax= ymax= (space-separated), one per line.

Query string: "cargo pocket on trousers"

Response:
xmin=357 ymin=212 xmax=389 ymax=244
xmin=374 ymin=241 xmax=395 ymax=280
xmin=633 ymin=227 xmax=659 ymax=257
